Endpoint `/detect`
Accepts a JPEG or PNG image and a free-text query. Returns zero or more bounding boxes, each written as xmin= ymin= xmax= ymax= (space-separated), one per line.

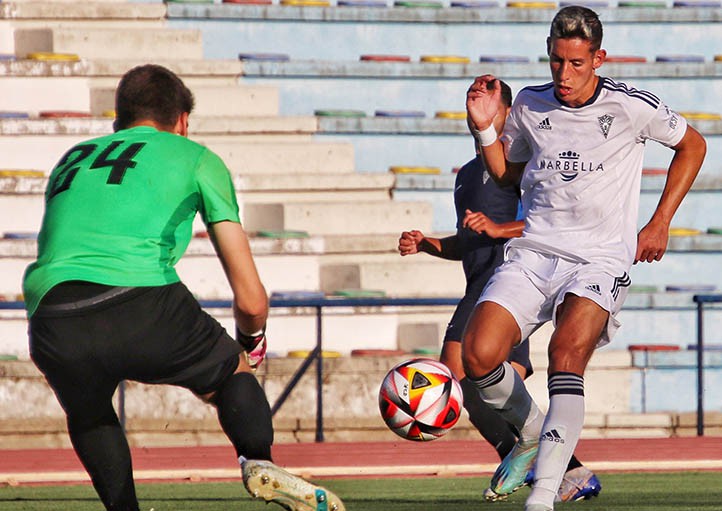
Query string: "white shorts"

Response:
xmin=478 ymin=246 xmax=630 ymax=348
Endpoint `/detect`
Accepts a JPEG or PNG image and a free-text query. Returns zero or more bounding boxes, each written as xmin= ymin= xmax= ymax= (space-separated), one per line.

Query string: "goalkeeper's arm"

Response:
xmin=208 ymin=220 xmax=269 ymax=335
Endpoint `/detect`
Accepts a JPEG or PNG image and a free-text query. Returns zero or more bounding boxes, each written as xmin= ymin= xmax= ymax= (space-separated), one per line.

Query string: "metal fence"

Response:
xmin=3 ymin=293 xmax=718 ymax=439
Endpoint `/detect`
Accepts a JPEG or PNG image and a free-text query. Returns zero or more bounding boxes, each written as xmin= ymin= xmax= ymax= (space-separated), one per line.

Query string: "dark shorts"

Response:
xmin=443 ymin=247 xmax=533 ymax=376
xmin=29 ymin=281 xmax=241 ymax=415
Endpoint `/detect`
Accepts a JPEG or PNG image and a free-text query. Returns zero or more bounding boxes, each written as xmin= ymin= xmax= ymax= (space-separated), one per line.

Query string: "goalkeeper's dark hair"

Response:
xmin=113 ymin=64 xmax=194 ymax=132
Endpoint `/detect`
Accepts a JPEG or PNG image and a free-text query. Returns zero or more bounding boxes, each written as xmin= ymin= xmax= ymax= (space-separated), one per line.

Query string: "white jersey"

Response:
xmin=501 ymin=76 xmax=687 ymax=274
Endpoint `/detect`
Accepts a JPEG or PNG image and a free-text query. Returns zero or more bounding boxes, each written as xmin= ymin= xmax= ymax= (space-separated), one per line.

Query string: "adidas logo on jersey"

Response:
xmin=541 ymin=429 xmax=565 ymax=443
xmin=585 ymin=283 xmax=602 ymax=295
xmin=537 ymin=117 xmax=552 ymax=130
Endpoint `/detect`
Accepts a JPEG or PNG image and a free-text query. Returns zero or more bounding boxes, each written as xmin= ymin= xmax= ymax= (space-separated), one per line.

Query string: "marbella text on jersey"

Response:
xmin=537 ymin=150 xmax=605 ymax=180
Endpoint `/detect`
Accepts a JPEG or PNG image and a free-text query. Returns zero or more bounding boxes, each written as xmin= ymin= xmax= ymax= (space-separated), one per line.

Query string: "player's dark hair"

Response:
xmin=549 ymin=6 xmax=603 ymax=52
xmin=114 ymin=64 xmax=195 ymax=132
xmin=498 ymin=80 xmax=513 ymax=108
xmin=484 ymin=79 xmax=513 ymax=107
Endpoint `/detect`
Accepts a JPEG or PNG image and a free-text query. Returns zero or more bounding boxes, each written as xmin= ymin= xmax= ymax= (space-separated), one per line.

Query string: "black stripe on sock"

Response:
xmin=548 ymin=371 xmax=584 ymax=397
xmin=470 ymin=363 xmax=506 ymax=389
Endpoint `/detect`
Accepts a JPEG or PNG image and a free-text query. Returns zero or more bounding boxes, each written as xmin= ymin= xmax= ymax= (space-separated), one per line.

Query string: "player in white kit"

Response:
xmin=461 ymin=6 xmax=707 ymax=511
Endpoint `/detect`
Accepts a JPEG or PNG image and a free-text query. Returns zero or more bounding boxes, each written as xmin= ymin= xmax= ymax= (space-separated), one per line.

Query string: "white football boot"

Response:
xmin=242 ymin=459 xmax=345 ymax=511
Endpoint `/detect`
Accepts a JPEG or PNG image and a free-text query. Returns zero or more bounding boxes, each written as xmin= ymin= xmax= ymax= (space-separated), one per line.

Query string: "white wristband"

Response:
xmin=238 ymin=327 xmax=265 ymax=337
xmin=473 ymin=124 xmax=498 ymax=147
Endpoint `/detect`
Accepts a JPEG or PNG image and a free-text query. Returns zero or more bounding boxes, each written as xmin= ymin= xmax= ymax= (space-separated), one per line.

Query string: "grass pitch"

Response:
xmin=1 ymin=472 xmax=720 ymax=510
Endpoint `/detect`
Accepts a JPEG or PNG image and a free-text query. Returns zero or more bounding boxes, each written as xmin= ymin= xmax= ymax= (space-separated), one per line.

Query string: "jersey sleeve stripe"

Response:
xmin=601 ymin=77 xmax=660 ymax=109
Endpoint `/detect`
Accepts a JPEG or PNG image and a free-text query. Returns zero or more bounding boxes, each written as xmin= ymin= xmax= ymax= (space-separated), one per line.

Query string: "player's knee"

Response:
xmin=462 ymin=340 xmax=506 ymax=379
xmin=547 ymin=340 xmax=592 ymax=374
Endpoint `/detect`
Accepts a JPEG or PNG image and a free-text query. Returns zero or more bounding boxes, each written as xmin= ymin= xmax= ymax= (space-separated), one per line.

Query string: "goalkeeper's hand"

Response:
xmin=236 ymin=326 xmax=267 ymax=369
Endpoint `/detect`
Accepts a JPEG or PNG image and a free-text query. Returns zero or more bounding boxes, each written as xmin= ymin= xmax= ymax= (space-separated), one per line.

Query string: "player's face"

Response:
xmin=548 ymin=37 xmax=605 ymax=107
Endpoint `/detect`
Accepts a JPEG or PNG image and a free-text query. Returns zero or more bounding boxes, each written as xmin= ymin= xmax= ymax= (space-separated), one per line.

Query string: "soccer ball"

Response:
xmin=378 ymin=358 xmax=463 ymax=441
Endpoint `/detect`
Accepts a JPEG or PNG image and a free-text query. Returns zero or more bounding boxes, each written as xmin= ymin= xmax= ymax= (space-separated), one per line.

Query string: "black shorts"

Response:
xmin=29 ymin=281 xmax=241 ymax=415
xmin=443 ymin=246 xmax=533 ymax=376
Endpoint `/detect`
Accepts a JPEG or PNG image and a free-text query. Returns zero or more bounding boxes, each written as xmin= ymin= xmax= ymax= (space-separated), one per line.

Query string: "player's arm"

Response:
xmin=466 ymin=75 xmax=525 ymax=186
xmin=462 ymin=210 xmax=524 ymax=239
xmin=208 ymin=220 xmax=269 ymax=334
xmin=398 ymin=230 xmax=463 ymax=260
xmin=636 ymin=125 xmax=706 ymax=263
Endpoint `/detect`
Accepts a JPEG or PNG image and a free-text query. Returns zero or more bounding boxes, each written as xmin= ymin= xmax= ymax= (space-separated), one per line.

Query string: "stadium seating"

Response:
xmin=1 ymin=0 xmax=721 ymax=445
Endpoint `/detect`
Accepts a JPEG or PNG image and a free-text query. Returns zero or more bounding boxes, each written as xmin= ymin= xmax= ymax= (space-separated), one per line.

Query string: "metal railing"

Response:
xmin=3 ymin=293 xmax=718 ymax=438
xmin=693 ymin=294 xmax=722 ymax=436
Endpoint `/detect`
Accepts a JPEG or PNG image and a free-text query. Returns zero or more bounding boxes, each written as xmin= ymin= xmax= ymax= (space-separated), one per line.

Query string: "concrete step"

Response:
xmin=0 ymin=77 xmax=104 ymax=115
xmin=200 ymin=139 xmax=355 ymax=174
xmin=1 ymin=118 xmax=717 ymax=179
xmin=9 ymin=0 xmax=130 ymax=4
xmin=90 ymin=84 xmax=280 ymax=118
xmin=0 ymin=74 xmax=258 ymax=115
xmin=0 ymin=171 xmax=394 ymax=233
xmin=239 ymin=61 xmax=722 ymax=80
xmin=0 ymin=59 xmax=245 ymax=78
xmin=0 ymin=115 xmax=315 ymax=137
xmin=240 ymin=172 xmax=394 ymax=203
xmin=0 ymin=3 xmax=167 ymax=55
xmin=242 ymin=72 xmax=721 ymax=120
xmin=168 ymin=4 xmax=722 ymax=64
xmin=13 ymin=27 xmax=203 ymax=61
xmin=0 ymin=191 xmax=370 ymax=234
xmin=0 ymin=2 xmax=165 ymax=18
xmin=319 ymin=257 xmax=465 ymax=296
xmin=243 ymin=199 xmax=432 ymax=235
xmin=0 ymin=170 xmax=393 ymax=198
xmin=0 ymin=135 xmax=353 ymax=173
xmin=167 ymin=3 xmax=722 ymax=25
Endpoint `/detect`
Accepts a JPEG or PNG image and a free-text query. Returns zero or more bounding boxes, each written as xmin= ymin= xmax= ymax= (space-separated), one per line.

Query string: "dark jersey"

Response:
xmin=453 ymin=156 xmax=520 ymax=282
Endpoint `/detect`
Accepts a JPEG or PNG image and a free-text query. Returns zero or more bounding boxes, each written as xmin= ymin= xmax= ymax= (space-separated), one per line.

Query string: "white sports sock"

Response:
xmin=526 ymin=372 xmax=585 ymax=509
xmin=471 ymin=361 xmax=545 ymax=441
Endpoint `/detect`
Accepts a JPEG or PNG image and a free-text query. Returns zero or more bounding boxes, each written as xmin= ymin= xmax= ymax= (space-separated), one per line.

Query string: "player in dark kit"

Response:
xmin=23 ymin=64 xmax=344 ymax=511
xmin=399 ymin=79 xmax=600 ymax=503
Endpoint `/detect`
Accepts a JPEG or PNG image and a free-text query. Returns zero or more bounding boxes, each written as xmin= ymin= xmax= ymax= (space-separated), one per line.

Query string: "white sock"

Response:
xmin=471 ymin=361 xmax=545 ymax=442
xmin=527 ymin=372 xmax=585 ymax=509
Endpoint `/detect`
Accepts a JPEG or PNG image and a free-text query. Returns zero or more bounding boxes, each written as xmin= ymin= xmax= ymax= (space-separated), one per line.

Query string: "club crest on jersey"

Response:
xmin=598 ymin=114 xmax=614 ymax=139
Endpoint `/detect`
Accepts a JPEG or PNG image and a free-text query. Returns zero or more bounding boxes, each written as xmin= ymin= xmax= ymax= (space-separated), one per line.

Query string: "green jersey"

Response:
xmin=23 ymin=126 xmax=240 ymax=316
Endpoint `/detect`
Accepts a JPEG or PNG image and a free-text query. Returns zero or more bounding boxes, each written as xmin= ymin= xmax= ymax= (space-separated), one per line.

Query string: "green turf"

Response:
xmin=2 ymin=472 xmax=721 ymax=510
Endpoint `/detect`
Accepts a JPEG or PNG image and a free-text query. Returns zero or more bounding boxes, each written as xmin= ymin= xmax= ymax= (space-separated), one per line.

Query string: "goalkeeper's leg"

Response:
xmin=209 ymin=358 xmax=346 ymax=511
xmin=212 ymin=368 xmax=274 ymax=461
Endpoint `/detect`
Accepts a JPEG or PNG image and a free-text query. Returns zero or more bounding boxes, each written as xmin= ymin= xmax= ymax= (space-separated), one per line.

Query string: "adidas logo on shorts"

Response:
xmin=585 ymin=283 xmax=602 ymax=295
